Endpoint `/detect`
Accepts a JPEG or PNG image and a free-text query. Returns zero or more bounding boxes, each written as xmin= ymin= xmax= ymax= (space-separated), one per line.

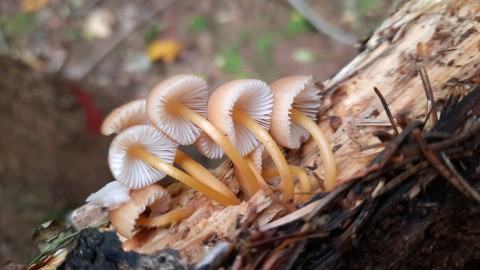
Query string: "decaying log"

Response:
xmin=21 ymin=0 xmax=480 ymax=269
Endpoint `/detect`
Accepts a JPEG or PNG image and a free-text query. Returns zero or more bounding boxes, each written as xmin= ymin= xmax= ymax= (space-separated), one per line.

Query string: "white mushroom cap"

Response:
xmin=86 ymin=180 xmax=130 ymax=209
xmin=101 ymin=100 xmax=150 ymax=135
xmin=108 ymin=125 xmax=178 ymax=189
xmin=109 ymin=184 xmax=170 ymax=238
xmin=208 ymin=79 xmax=273 ymax=156
xmin=270 ymin=75 xmax=322 ymax=149
xmin=146 ymin=75 xmax=209 ymax=145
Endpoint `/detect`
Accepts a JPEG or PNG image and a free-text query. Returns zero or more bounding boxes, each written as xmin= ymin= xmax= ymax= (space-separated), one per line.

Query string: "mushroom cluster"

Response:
xmin=87 ymin=74 xmax=337 ymax=238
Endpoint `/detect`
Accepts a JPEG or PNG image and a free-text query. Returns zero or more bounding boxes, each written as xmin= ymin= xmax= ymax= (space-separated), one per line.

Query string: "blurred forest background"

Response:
xmin=0 ymin=0 xmax=400 ymax=264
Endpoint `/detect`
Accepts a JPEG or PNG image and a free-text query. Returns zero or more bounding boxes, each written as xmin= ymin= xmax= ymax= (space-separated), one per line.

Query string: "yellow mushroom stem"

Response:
xmin=232 ymin=110 xmax=295 ymax=202
xmin=245 ymin=158 xmax=267 ymax=186
xmin=136 ymin=207 xmax=194 ymax=227
xmin=290 ymin=108 xmax=337 ymax=191
xmin=262 ymin=166 xmax=312 ymax=203
xmin=175 ymin=149 xmax=240 ymax=205
xmin=129 ymin=146 xmax=237 ymax=206
xmin=167 ymin=102 xmax=259 ymax=197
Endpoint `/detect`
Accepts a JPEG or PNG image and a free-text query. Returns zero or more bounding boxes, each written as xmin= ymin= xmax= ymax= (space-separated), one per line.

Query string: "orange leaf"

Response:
xmin=21 ymin=0 xmax=48 ymax=12
xmin=147 ymin=39 xmax=183 ymax=64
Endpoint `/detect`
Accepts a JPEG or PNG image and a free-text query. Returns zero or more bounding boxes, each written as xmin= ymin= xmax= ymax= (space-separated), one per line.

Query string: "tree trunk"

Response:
xmin=10 ymin=0 xmax=480 ymax=269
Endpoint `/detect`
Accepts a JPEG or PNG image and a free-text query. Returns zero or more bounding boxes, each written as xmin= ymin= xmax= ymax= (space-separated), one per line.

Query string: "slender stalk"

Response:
xmin=291 ymin=108 xmax=337 ymax=191
xmin=168 ymin=103 xmax=259 ymax=197
xmin=262 ymin=166 xmax=312 ymax=203
xmin=175 ymin=150 xmax=240 ymax=205
xmin=136 ymin=208 xmax=194 ymax=227
xmin=232 ymin=110 xmax=295 ymax=202
xmin=129 ymin=146 xmax=237 ymax=206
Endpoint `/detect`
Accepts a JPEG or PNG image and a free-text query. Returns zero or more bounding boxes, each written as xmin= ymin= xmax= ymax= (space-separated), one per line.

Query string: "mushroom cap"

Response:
xmin=194 ymin=131 xmax=224 ymax=159
xmin=208 ymin=79 xmax=273 ymax=156
xmin=86 ymin=180 xmax=131 ymax=209
xmin=101 ymin=100 xmax=150 ymax=135
xmin=109 ymin=184 xmax=170 ymax=238
xmin=108 ymin=125 xmax=178 ymax=189
xmin=146 ymin=75 xmax=209 ymax=145
xmin=270 ymin=75 xmax=322 ymax=149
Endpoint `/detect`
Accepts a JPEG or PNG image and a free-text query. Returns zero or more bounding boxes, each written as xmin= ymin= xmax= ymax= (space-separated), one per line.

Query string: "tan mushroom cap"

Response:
xmin=146 ymin=75 xmax=209 ymax=145
xmin=109 ymin=184 xmax=170 ymax=238
xmin=270 ymin=75 xmax=322 ymax=149
xmin=101 ymin=100 xmax=150 ymax=135
xmin=108 ymin=125 xmax=177 ymax=189
xmin=208 ymin=79 xmax=273 ymax=156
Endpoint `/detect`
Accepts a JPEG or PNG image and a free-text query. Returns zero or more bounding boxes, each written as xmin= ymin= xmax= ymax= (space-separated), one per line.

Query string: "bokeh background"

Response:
xmin=0 ymin=0 xmax=399 ymax=264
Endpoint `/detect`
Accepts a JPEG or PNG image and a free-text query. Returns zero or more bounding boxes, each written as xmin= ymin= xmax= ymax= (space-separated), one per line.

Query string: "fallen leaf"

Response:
xmin=21 ymin=0 xmax=48 ymax=12
xmin=147 ymin=39 xmax=183 ymax=64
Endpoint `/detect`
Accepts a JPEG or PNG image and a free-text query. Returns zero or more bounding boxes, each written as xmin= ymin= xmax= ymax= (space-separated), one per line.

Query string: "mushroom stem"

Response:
xmin=136 ymin=207 xmax=194 ymax=227
xmin=290 ymin=108 xmax=337 ymax=191
xmin=245 ymin=158 xmax=268 ymax=186
xmin=262 ymin=166 xmax=312 ymax=203
xmin=232 ymin=110 xmax=295 ymax=202
xmin=175 ymin=150 xmax=240 ymax=205
xmin=168 ymin=102 xmax=260 ymax=197
xmin=129 ymin=146 xmax=238 ymax=206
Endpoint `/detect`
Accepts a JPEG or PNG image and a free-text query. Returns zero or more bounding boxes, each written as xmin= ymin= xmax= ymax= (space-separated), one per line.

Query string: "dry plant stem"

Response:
xmin=290 ymin=108 xmax=337 ymax=191
xmin=136 ymin=207 xmax=194 ymax=227
xmin=129 ymin=146 xmax=237 ymax=206
xmin=262 ymin=166 xmax=312 ymax=203
xmin=168 ymin=102 xmax=259 ymax=197
xmin=175 ymin=150 xmax=240 ymax=205
xmin=232 ymin=110 xmax=295 ymax=202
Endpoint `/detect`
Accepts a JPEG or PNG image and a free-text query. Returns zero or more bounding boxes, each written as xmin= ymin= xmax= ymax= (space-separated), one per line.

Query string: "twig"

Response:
xmin=286 ymin=0 xmax=357 ymax=45
xmin=419 ymin=66 xmax=438 ymax=126
xmin=441 ymin=152 xmax=480 ymax=202
xmin=374 ymin=87 xmax=399 ymax=136
xmin=412 ymin=129 xmax=480 ymax=203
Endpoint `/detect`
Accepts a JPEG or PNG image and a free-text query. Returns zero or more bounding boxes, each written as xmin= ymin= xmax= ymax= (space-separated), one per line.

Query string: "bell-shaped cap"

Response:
xmin=86 ymin=180 xmax=131 ymax=209
xmin=108 ymin=125 xmax=178 ymax=189
xmin=146 ymin=75 xmax=209 ymax=145
xmin=270 ymin=75 xmax=322 ymax=149
xmin=109 ymin=184 xmax=170 ymax=238
xmin=101 ymin=100 xmax=150 ymax=135
xmin=208 ymin=79 xmax=273 ymax=156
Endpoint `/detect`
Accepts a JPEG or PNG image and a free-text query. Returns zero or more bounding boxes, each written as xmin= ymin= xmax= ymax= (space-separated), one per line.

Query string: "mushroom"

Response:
xmin=102 ymin=99 xmax=239 ymax=206
xmin=270 ymin=75 xmax=337 ymax=191
xmin=101 ymin=100 xmax=150 ymax=135
xmin=262 ymin=166 xmax=312 ymax=203
xmin=109 ymin=184 xmax=185 ymax=238
xmin=208 ymin=79 xmax=295 ymax=202
xmin=146 ymin=75 xmax=259 ymax=197
xmin=86 ymin=180 xmax=130 ymax=209
xmin=235 ymin=146 xmax=312 ymax=203
xmin=109 ymin=125 xmax=239 ymax=206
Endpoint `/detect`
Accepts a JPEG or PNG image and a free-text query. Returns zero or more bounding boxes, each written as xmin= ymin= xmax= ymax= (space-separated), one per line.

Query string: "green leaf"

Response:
xmin=284 ymin=12 xmax=313 ymax=38
xmin=144 ymin=20 xmax=165 ymax=44
xmin=0 ymin=13 xmax=36 ymax=36
xmin=255 ymin=32 xmax=278 ymax=54
xmin=189 ymin=15 xmax=207 ymax=32
xmin=292 ymin=48 xmax=315 ymax=63
xmin=359 ymin=0 xmax=376 ymax=15
xmin=223 ymin=46 xmax=244 ymax=74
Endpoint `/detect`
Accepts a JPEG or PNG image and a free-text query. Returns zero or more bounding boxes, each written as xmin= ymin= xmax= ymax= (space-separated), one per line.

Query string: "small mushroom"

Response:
xmin=101 ymin=99 xmax=239 ymax=206
xmin=208 ymin=79 xmax=295 ymax=202
xmin=86 ymin=180 xmax=130 ymax=209
xmin=146 ymin=75 xmax=259 ymax=197
xmin=109 ymin=184 xmax=179 ymax=238
xmin=101 ymin=100 xmax=150 ymax=135
xmin=270 ymin=75 xmax=337 ymax=191
xmin=109 ymin=125 xmax=239 ymax=206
